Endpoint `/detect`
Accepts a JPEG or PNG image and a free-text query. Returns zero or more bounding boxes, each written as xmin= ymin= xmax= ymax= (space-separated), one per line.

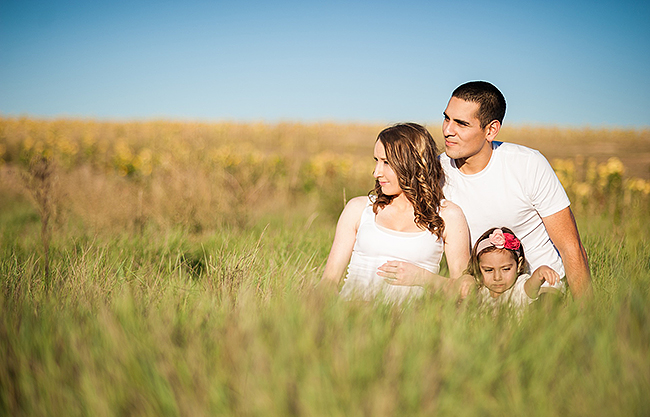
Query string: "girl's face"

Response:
xmin=479 ymin=249 xmax=518 ymax=297
xmin=373 ymin=140 xmax=402 ymax=196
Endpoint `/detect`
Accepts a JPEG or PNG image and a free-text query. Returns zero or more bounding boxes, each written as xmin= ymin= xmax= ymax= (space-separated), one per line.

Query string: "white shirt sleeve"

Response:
xmin=526 ymin=150 xmax=571 ymax=218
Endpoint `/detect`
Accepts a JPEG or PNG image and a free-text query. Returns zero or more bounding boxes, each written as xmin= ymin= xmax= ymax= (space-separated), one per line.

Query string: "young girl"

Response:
xmin=467 ymin=227 xmax=560 ymax=311
xmin=320 ymin=123 xmax=470 ymax=304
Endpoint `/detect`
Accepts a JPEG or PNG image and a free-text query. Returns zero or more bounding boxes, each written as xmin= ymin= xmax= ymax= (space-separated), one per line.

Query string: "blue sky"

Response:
xmin=1 ymin=0 xmax=649 ymax=128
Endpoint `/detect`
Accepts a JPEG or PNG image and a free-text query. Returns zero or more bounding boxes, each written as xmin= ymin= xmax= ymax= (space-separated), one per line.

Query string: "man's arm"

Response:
xmin=541 ymin=207 xmax=592 ymax=299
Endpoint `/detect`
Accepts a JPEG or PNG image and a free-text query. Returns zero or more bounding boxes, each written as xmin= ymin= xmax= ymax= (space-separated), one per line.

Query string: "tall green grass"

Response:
xmin=1 ymin=194 xmax=649 ymax=416
xmin=1 ymin=118 xmax=649 ymax=415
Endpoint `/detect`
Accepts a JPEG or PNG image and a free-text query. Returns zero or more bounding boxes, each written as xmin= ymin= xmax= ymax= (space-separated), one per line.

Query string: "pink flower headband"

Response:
xmin=476 ymin=229 xmax=521 ymax=254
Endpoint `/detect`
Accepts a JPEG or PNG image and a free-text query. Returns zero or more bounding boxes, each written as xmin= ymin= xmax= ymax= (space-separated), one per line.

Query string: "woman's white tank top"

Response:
xmin=339 ymin=198 xmax=444 ymax=304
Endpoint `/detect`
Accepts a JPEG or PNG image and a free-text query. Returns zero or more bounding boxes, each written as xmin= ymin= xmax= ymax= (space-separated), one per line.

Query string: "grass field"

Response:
xmin=1 ymin=117 xmax=649 ymax=416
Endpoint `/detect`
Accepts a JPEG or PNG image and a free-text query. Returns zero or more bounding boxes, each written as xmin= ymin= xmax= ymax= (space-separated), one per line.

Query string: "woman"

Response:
xmin=320 ymin=123 xmax=470 ymax=304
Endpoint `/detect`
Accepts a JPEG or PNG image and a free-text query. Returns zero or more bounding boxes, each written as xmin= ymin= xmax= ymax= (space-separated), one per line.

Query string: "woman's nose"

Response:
xmin=373 ymin=162 xmax=382 ymax=178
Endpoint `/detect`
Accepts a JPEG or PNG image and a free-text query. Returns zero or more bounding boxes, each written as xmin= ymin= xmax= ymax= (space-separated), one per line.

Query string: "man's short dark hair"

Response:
xmin=452 ymin=81 xmax=506 ymax=129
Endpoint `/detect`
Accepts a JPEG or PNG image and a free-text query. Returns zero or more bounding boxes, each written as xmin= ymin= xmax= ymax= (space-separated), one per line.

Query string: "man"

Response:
xmin=380 ymin=81 xmax=592 ymax=298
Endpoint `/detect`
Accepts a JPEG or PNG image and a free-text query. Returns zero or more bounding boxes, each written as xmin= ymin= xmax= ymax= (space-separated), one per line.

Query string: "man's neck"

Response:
xmin=455 ymin=142 xmax=494 ymax=175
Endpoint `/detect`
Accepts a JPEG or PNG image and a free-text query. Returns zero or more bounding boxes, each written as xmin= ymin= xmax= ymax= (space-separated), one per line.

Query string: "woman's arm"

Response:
xmin=439 ymin=201 xmax=473 ymax=297
xmin=439 ymin=201 xmax=470 ymax=279
xmin=319 ymin=197 xmax=367 ymax=289
xmin=524 ymin=265 xmax=560 ymax=299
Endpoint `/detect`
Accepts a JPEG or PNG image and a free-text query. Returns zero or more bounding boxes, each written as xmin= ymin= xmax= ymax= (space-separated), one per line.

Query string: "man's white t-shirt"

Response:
xmin=440 ymin=141 xmax=570 ymax=283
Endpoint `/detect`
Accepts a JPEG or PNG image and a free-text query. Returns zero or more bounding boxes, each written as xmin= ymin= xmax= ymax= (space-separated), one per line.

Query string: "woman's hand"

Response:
xmin=456 ymin=275 xmax=477 ymax=300
xmin=377 ymin=261 xmax=429 ymax=286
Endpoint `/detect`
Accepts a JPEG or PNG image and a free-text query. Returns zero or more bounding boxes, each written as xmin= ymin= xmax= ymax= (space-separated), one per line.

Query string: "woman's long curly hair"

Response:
xmin=371 ymin=123 xmax=446 ymax=239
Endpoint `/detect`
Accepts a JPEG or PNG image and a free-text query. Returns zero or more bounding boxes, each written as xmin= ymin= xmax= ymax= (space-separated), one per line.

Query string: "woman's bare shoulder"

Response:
xmin=339 ymin=196 xmax=370 ymax=221
xmin=439 ymin=200 xmax=467 ymax=223
xmin=347 ymin=196 xmax=370 ymax=208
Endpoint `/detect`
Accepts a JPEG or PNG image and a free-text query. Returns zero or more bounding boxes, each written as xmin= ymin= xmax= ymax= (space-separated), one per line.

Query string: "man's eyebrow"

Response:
xmin=443 ymin=111 xmax=470 ymax=126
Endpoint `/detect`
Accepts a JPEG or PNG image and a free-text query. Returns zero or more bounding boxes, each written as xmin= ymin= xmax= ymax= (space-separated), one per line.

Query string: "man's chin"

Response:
xmin=445 ymin=148 xmax=461 ymax=159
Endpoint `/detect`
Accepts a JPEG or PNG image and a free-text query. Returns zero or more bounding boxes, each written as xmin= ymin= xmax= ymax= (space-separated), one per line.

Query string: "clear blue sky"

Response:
xmin=1 ymin=0 xmax=649 ymax=128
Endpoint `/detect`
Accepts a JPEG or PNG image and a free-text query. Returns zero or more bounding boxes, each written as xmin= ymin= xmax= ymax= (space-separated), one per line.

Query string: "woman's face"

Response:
xmin=479 ymin=249 xmax=518 ymax=297
xmin=373 ymin=140 xmax=402 ymax=196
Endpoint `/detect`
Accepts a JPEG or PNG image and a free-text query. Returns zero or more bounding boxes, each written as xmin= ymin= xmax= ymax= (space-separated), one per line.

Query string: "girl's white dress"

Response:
xmin=339 ymin=198 xmax=444 ymax=304
xmin=478 ymin=274 xmax=536 ymax=312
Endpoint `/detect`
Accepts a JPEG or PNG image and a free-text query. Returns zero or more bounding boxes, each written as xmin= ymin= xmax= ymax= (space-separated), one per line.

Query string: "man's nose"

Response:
xmin=443 ymin=121 xmax=454 ymax=137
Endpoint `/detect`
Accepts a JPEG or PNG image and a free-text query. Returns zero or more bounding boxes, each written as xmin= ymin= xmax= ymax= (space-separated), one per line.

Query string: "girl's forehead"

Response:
xmin=479 ymin=249 xmax=516 ymax=264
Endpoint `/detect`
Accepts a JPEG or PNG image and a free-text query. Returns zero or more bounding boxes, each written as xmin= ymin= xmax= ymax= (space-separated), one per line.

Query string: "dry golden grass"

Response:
xmin=2 ymin=117 xmax=648 ymax=174
xmin=1 ymin=116 xmax=648 ymax=235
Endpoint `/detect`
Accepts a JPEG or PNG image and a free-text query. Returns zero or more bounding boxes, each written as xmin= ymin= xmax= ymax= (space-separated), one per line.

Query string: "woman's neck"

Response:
xmin=388 ymin=192 xmax=412 ymax=210
xmin=375 ymin=192 xmax=421 ymax=233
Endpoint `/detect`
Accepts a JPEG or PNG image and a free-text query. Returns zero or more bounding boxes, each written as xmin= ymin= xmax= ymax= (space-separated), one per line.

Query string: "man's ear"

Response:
xmin=485 ymin=120 xmax=501 ymax=143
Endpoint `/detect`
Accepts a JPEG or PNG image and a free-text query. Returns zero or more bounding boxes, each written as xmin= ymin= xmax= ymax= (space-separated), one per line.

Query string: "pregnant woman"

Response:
xmin=320 ymin=123 xmax=470 ymax=304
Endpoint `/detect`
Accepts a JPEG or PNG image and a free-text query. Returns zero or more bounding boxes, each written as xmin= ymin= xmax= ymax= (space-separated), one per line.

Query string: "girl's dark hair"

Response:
xmin=370 ymin=123 xmax=445 ymax=239
xmin=466 ymin=226 xmax=527 ymax=286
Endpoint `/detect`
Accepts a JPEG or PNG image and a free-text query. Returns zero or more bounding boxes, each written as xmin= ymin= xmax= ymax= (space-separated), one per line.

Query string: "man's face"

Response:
xmin=442 ymin=97 xmax=490 ymax=160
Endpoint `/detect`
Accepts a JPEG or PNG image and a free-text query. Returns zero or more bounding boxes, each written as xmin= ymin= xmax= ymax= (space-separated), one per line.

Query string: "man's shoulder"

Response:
xmin=440 ymin=142 xmax=545 ymax=166
xmin=440 ymin=142 xmax=551 ymax=183
xmin=493 ymin=141 xmax=543 ymax=158
xmin=492 ymin=141 xmax=548 ymax=168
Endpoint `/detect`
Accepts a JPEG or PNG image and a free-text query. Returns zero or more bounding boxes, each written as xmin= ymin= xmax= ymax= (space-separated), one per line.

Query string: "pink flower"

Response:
xmin=476 ymin=228 xmax=523 ymax=254
xmin=488 ymin=229 xmax=506 ymax=249
xmin=504 ymin=233 xmax=521 ymax=250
